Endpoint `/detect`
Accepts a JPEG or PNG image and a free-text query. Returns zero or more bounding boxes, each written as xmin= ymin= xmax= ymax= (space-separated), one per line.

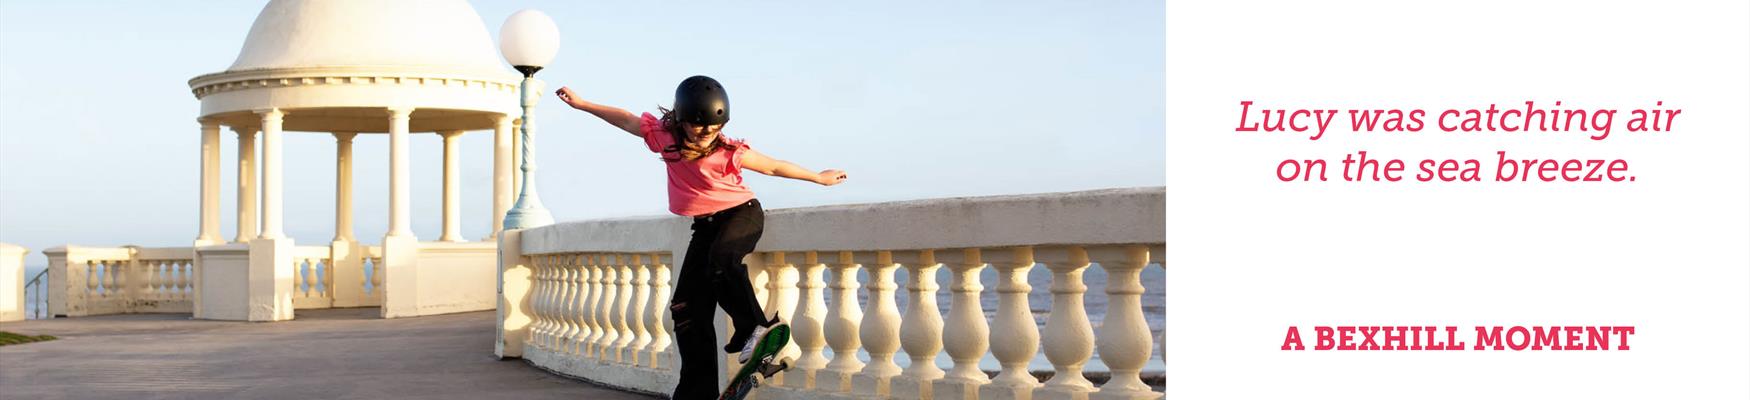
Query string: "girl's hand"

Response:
xmin=555 ymin=86 xmax=584 ymax=109
xmin=814 ymin=169 xmax=848 ymax=186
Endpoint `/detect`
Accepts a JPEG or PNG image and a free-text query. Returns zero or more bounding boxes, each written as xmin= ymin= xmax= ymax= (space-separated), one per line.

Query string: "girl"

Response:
xmin=556 ymin=75 xmax=847 ymax=398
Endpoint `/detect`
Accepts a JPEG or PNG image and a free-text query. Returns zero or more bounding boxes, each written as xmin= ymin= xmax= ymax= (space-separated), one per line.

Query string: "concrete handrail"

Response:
xmin=497 ymin=188 xmax=1165 ymax=399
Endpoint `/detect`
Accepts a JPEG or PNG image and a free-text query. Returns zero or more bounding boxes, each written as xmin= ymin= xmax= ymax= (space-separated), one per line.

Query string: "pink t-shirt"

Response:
xmin=640 ymin=112 xmax=756 ymax=216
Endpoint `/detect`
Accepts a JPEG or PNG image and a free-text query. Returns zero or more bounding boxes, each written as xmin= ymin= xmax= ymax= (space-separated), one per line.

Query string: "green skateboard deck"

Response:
xmin=718 ymin=323 xmax=791 ymax=400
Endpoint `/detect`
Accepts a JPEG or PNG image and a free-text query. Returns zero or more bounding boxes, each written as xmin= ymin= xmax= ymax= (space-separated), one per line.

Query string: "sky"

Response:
xmin=0 ymin=1 xmax=1164 ymax=265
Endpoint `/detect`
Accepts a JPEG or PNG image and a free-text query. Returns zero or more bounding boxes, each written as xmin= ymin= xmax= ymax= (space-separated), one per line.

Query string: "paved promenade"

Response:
xmin=0 ymin=308 xmax=658 ymax=399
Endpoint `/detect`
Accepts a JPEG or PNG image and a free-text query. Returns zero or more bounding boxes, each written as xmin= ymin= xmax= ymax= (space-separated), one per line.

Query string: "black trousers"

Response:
xmin=670 ymin=198 xmax=769 ymax=399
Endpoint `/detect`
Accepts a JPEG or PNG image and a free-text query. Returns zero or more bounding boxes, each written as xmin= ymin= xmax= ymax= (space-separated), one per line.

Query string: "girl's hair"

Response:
xmin=657 ymin=105 xmax=740 ymax=162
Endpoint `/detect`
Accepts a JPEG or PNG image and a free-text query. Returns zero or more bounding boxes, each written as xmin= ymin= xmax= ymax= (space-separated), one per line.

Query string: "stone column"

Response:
xmin=196 ymin=119 xmax=223 ymax=245
xmin=329 ymin=132 xmax=364 ymax=308
xmin=256 ymin=108 xmax=286 ymax=240
xmin=333 ymin=132 xmax=357 ymax=242
xmin=439 ymin=130 xmax=464 ymax=242
xmin=233 ymin=127 xmax=258 ymax=243
xmin=386 ymin=107 xmax=415 ymax=239
xmin=491 ymin=115 xmax=513 ymax=239
xmin=379 ymin=106 xmax=419 ymax=319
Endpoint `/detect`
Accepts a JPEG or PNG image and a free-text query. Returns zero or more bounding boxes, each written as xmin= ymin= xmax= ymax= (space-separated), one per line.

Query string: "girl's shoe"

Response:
xmin=737 ymin=319 xmax=781 ymax=364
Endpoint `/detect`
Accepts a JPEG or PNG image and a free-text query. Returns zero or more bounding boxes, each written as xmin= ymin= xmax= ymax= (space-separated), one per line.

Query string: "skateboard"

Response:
xmin=718 ymin=323 xmax=792 ymax=400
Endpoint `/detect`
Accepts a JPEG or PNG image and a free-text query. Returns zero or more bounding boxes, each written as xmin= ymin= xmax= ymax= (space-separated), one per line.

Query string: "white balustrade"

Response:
xmin=44 ymin=247 xmax=197 ymax=316
xmin=289 ymin=246 xmax=335 ymax=308
xmin=499 ymin=188 xmax=1166 ymax=399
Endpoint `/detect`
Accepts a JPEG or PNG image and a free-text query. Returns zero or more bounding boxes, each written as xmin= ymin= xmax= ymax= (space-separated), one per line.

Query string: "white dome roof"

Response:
xmin=227 ymin=0 xmax=509 ymax=76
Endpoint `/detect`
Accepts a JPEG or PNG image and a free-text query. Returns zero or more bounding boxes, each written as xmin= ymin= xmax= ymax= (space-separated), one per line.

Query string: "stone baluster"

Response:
xmin=553 ymin=255 xmax=576 ymax=354
xmin=143 ymin=261 xmax=158 ymax=300
xmin=559 ymin=254 xmax=581 ymax=353
xmin=595 ymin=254 xmax=621 ymax=359
xmin=154 ymin=261 xmax=167 ymax=300
xmin=176 ymin=261 xmax=189 ymax=300
xmin=583 ymin=255 xmax=605 ymax=356
xmin=303 ymin=259 xmax=317 ymax=298
xmin=781 ymin=251 xmax=829 ymax=389
xmin=625 ymin=254 xmax=651 ymax=364
xmin=156 ymin=261 xmax=168 ymax=300
xmin=152 ymin=260 xmax=164 ymax=298
xmin=86 ymin=261 xmax=98 ymax=298
xmin=853 ymin=251 xmax=903 ymax=396
xmin=1089 ymin=246 xmax=1157 ymax=400
xmin=103 ymin=261 xmax=115 ymax=297
xmin=548 ymin=255 xmax=565 ymax=349
xmin=748 ymin=254 xmax=771 ymax=322
xmin=643 ymin=253 xmax=672 ymax=369
xmin=981 ymin=246 xmax=1041 ymax=400
xmin=934 ymin=248 xmax=989 ymax=400
xmin=185 ymin=260 xmax=195 ymax=300
xmin=764 ymin=252 xmax=801 ymax=356
xmin=370 ymin=257 xmax=385 ymax=294
xmin=166 ymin=262 xmax=178 ymax=300
xmin=891 ymin=250 xmax=946 ymax=399
xmin=612 ymin=254 xmax=637 ymax=363
xmin=164 ymin=262 xmax=175 ymax=300
xmin=161 ymin=261 xmax=173 ymax=300
xmin=570 ymin=255 xmax=594 ymax=355
xmin=535 ymin=255 xmax=555 ymax=350
xmin=111 ymin=260 xmax=122 ymax=298
xmin=530 ymin=255 xmax=548 ymax=348
xmin=1037 ymin=246 xmax=1096 ymax=400
xmin=527 ymin=256 xmax=543 ymax=348
xmin=819 ymin=251 xmax=864 ymax=392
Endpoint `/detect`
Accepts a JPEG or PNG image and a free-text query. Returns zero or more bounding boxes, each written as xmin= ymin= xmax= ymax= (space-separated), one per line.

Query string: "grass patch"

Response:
xmin=0 ymin=331 xmax=57 ymax=346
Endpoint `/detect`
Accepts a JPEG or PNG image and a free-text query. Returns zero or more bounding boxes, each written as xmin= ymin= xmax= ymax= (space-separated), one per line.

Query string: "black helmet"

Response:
xmin=673 ymin=75 xmax=730 ymax=126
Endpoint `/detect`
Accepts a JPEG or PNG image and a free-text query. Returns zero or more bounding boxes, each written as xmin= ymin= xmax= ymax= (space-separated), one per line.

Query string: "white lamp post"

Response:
xmin=500 ymin=9 xmax=560 ymax=230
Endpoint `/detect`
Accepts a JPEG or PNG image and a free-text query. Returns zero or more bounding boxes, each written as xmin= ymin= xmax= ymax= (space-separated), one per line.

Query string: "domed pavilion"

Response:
xmin=182 ymin=0 xmax=521 ymax=321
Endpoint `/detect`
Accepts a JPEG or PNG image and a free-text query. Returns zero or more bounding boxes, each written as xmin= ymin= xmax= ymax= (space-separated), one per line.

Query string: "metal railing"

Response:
xmin=24 ymin=267 xmax=49 ymax=319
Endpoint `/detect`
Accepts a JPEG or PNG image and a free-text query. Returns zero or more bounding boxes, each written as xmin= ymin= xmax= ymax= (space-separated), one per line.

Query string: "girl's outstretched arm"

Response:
xmin=740 ymin=149 xmax=847 ymax=186
xmin=555 ymin=86 xmax=642 ymax=137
